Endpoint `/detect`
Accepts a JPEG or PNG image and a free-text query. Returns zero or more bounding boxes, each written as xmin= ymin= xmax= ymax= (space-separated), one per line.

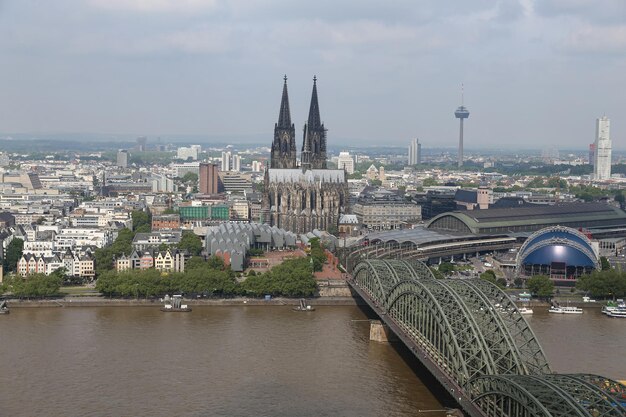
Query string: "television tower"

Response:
xmin=454 ymin=84 xmax=470 ymax=168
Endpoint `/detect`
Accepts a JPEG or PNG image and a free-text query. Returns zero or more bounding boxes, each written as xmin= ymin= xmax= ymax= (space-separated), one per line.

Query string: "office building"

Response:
xmin=337 ymin=151 xmax=355 ymax=174
xmin=176 ymin=146 xmax=200 ymax=161
xmin=232 ymin=154 xmax=241 ymax=172
xmin=251 ymin=160 xmax=263 ymax=172
xmin=117 ymin=150 xmax=129 ymax=168
xmin=408 ymin=138 xmax=421 ymax=165
xmin=199 ymin=163 xmax=219 ymax=195
xmin=221 ymin=151 xmax=232 ymax=172
xmin=593 ymin=116 xmax=611 ymax=180
xmin=136 ymin=137 xmax=147 ymax=152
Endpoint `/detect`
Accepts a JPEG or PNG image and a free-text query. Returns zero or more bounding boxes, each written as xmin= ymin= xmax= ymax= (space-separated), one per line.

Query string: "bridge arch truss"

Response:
xmin=350 ymin=259 xmax=626 ymax=417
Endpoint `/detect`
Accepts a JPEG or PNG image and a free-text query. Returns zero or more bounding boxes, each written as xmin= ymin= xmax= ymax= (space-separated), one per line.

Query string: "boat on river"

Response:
xmin=160 ymin=295 xmax=191 ymax=312
xmin=293 ymin=298 xmax=315 ymax=312
xmin=549 ymin=305 xmax=583 ymax=314
xmin=0 ymin=300 xmax=9 ymax=315
xmin=602 ymin=299 xmax=626 ymax=315
xmin=606 ymin=309 xmax=626 ymax=318
xmin=518 ymin=307 xmax=533 ymax=315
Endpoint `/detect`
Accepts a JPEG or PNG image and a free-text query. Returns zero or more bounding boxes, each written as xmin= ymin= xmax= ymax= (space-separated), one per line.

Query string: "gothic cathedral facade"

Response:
xmin=263 ymin=77 xmax=348 ymax=235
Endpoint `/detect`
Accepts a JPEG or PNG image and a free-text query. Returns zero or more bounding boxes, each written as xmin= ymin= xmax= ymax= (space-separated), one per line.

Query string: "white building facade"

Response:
xmin=337 ymin=152 xmax=355 ymax=174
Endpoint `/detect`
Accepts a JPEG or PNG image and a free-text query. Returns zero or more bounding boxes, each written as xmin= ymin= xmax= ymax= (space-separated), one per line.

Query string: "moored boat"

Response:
xmin=160 ymin=294 xmax=191 ymax=312
xmin=549 ymin=305 xmax=583 ymax=314
xmin=518 ymin=307 xmax=533 ymax=315
xmin=0 ymin=300 xmax=9 ymax=315
xmin=602 ymin=299 xmax=625 ymax=315
xmin=293 ymin=298 xmax=315 ymax=312
xmin=606 ymin=307 xmax=626 ymax=318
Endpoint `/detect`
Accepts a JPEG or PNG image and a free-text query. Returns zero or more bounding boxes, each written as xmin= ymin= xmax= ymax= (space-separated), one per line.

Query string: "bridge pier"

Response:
xmin=369 ymin=320 xmax=397 ymax=342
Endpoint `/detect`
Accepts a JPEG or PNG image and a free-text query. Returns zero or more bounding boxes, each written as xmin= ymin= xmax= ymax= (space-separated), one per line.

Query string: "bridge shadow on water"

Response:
xmin=354 ymin=299 xmax=461 ymax=412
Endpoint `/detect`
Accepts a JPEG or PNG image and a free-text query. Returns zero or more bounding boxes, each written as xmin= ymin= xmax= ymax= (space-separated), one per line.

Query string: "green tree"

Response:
xmin=4 ymin=238 xmax=24 ymax=273
xmin=178 ymin=231 xmax=203 ymax=256
xmin=182 ymin=172 xmax=198 ymax=184
xmin=438 ymin=262 xmax=455 ymax=275
xmin=423 ymin=177 xmax=438 ymax=187
xmin=326 ymin=225 xmax=339 ymax=237
xmin=429 ymin=267 xmax=444 ymax=279
xmin=6 ymin=273 xmax=62 ymax=298
xmin=309 ymin=238 xmax=326 ymax=272
xmin=600 ymin=256 xmax=611 ymax=271
xmin=525 ymin=177 xmax=545 ymax=188
xmin=185 ymin=256 xmax=208 ymax=271
xmin=496 ymin=278 xmax=508 ymax=289
xmin=248 ymin=248 xmax=264 ymax=257
xmin=526 ymin=275 xmax=554 ymax=298
xmin=480 ymin=269 xmax=497 ymax=284
xmin=577 ymin=269 xmax=626 ymax=298
xmin=370 ymin=179 xmax=382 ymax=186
xmin=131 ymin=210 xmax=151 ymax=232
xmin=207 ymin=255 xmax=225 ymax=270
xmin=241 ymin=257 xmax=316 ymax=297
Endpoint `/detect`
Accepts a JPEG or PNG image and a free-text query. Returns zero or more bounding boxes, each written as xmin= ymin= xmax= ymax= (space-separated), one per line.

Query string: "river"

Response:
xmin=0 ymin=305 xmax=623 ymax=417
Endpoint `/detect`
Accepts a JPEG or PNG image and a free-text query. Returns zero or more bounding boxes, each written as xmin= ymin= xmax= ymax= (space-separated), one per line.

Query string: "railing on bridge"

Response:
xmin=349 ymin=259 xmax=626 ymax=417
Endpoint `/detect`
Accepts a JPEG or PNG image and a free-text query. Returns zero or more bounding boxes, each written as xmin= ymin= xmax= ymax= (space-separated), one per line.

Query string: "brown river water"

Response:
xmin=0 ymin=305 xmax=624 ymax=417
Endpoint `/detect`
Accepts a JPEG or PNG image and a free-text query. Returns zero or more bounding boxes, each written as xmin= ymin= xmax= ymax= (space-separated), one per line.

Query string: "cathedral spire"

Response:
xmin=301 ymin=123 xmax=311 ymax=172
xmin=307 ymin=75 xmax=321 ymax=128
xmin=271 ymin=75 xmax=297 ymax=169
xmin=277 ymin=75 xmax=292 ymax=128
xmin=303 ymin=75 xmax=327 ymax=169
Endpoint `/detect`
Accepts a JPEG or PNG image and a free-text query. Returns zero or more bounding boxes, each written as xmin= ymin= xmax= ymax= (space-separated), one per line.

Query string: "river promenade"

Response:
xmin=7 ymin=295 xmax=362 ymax=308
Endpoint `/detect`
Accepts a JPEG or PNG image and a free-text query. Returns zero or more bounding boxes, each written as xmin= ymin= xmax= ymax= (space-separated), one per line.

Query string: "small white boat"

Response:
xmin=606 ymin=307 xmax=626 ymax=318
xmin=518 ymin=307 xmax=533 ymax=315
xmin=602 ymin=299 xmax=626 ymax=315
xmin=549 ymin=306 xmax=583 ymax=314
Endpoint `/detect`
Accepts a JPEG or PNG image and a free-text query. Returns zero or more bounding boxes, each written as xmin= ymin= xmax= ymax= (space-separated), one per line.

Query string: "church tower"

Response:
xmin=270 ymin=76 xmax=297 ymax=169
xmin=302 ymin=76 xmax=327 ymax=169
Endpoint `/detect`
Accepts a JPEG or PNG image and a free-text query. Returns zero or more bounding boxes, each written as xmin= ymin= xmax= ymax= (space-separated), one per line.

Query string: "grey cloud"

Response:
xmin=0 ymin=0 xmax=624 ymax=149
xmin=534 ymin=0 xmax=626 ymax=24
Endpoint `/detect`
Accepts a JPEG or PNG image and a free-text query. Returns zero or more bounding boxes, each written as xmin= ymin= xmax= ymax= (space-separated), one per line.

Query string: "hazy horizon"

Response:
xmin=1 ymin=0 xmax=625 ymax=149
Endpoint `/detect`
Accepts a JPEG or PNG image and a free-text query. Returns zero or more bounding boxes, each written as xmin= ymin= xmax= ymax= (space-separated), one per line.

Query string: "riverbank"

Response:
xmin=6 ymin=295 xmax=364 ymax=308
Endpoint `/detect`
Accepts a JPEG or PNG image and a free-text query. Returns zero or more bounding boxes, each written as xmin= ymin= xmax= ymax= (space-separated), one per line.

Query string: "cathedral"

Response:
xmin=263 ymin=76 xmax=348 ymax=235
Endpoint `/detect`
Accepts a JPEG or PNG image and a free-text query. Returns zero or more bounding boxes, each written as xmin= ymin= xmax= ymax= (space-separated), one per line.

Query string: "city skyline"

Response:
xmin=0 ymin=1 xmax=624 ymax=148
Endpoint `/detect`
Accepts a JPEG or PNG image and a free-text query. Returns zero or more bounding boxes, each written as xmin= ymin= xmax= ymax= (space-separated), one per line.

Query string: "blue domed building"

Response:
xmin=516 ymin=226 xmax=599 ymax=282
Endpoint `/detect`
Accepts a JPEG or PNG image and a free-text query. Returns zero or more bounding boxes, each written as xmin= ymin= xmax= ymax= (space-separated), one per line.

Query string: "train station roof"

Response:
xmin=425 ymin=202 xmax=626 ymax=235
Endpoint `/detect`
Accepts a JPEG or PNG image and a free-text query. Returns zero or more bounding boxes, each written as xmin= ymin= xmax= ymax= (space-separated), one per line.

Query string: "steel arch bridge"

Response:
xmin=348 ymin=259 xmax=626 ymax=417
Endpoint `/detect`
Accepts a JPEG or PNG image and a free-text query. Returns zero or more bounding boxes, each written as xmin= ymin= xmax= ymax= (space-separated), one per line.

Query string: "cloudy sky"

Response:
xmin=0 ymin=0 xmax=625 ymax=149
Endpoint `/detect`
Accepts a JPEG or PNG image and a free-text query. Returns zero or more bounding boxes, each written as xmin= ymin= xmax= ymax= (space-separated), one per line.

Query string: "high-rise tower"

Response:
xmin=271 ymin=76 xmax=297 ymax=169
xmin=454 ymin=85 xmax=470 ymax=168
xmin=594 ymin=116 xmax=611 ymax=180
xmin=303 ymin=76 xmax=327 ymax=169
xmin=408 ymin=138 xmax=420 ymax=165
